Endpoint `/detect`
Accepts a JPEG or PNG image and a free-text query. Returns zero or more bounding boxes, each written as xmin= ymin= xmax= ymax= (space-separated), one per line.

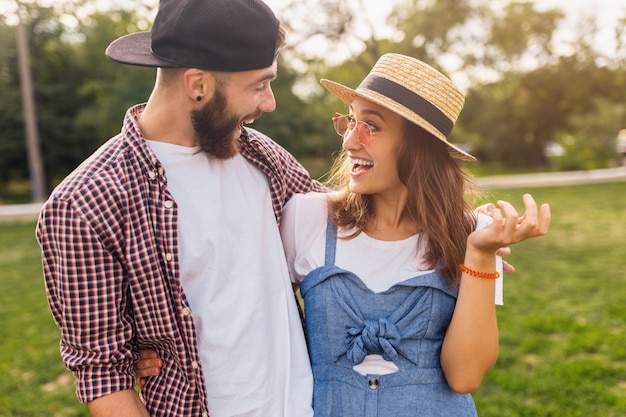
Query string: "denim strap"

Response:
xmin=324 ymin=220 xmax=338 ymax=266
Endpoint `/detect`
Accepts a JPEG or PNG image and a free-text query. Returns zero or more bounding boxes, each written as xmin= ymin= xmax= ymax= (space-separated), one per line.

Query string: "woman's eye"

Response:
xmin=348 ymin=115 xmax=378 ymax=132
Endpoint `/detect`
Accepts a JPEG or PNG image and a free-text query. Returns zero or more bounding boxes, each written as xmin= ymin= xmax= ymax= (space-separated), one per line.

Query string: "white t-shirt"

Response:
xmin=280 ymin=192 xmax=503 ymax=375
xmin=148 ymin=141 xmax=313 ymax=417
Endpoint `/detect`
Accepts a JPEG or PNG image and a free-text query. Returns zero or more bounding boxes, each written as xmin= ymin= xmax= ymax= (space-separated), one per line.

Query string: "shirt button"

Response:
xmin=191 ymin=361 xmax=199 ymax=370
xmin=368 ymin=377 xmax=379 ymax=390
xmin=148 ymin=170 xmax=157 ymax=179
xmin=164 ymin=200 xmax=174 ymax=208
xmin=202 ymin=413 xmax=209 ymax=417
xmin=157 ymin=166 xmax=164 ymax=176
xmin=182 ymin=307 xmax=191 ymax=316
xmin=164 ymin=253 xmax=173 ymax=262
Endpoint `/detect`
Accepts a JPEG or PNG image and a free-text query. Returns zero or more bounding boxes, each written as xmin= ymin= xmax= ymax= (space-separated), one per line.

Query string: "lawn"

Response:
xmin=1 ymin=180 xmax=625 ymax=416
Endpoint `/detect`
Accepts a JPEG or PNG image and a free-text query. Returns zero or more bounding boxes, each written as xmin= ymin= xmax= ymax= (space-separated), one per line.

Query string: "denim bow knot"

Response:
xmin=346 ymin=318 xmax=401 ymax=365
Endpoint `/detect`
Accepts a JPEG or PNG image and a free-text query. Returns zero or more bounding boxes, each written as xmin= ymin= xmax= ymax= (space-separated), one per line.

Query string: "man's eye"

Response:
xmin=256 ymin=82 xmax=270 ymax=92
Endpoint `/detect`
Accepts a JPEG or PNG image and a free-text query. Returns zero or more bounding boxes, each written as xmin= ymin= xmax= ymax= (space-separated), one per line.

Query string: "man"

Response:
xmin=36 ymin=0 xmax=323 ymax=416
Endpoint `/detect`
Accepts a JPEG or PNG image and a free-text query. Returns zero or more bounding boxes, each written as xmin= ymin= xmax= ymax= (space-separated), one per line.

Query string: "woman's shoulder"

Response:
xmin=285 ymin=192 xmax=329 ymax=222
xmin=290 ymin=191 xmax=330 ymax=204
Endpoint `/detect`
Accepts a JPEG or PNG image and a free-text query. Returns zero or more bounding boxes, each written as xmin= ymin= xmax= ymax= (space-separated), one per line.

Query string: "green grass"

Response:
xmin=2 ymin=181 xmax=625 ymax=416
xmin=474 ymin=182 xmax=626 ymax=416
xmin=0 ymin=222 xmax=87 ymax=416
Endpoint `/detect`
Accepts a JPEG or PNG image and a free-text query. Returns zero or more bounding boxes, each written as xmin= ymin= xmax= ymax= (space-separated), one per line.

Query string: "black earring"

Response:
xmin=196 ymin=96 xmax=202 ymax=102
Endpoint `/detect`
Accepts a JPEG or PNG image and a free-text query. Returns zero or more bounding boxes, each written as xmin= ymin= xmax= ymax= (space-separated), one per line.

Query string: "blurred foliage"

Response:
xmin=1 ymin=0 xmax=626 ymax=196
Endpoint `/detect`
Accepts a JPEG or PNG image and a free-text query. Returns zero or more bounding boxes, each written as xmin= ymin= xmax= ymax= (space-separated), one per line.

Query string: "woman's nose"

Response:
xmin=342 ymin=127 xmax=362 ymax=150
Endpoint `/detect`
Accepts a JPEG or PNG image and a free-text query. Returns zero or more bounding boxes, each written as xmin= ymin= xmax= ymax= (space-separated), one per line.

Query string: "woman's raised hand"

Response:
xmin=469 ymin=193 xmax=550 ymax=255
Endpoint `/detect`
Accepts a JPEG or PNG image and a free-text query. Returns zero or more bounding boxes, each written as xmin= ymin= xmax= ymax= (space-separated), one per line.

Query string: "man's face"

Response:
xmin=191 ymin=63 xmax=278 ymax=159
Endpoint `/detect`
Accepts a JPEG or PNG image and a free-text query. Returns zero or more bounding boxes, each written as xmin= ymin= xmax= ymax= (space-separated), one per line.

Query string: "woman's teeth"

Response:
xmin=350 ymin=158 xmax=373 ymax=166
xmin=350 ymin=158 xmax=374 ymax=173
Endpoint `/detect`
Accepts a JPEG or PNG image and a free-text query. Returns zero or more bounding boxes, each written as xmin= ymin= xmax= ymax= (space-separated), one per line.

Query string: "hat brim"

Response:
xmin=321 ymin=79 xmax=476 ymax=162
xmin=105 ymin=32 xmax=179 ymax=68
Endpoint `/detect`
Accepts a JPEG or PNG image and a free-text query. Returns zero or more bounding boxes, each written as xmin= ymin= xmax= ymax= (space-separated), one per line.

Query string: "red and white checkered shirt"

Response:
xmin=37 ymin=104 xmax=325 ymax=416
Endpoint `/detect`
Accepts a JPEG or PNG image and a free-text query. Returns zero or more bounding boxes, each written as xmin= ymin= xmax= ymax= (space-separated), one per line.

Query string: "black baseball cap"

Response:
xmin=105 ymin=0 xmax=280 ymax=72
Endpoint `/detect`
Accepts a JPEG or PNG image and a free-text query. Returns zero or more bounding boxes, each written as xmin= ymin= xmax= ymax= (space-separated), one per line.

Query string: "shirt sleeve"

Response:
xmin=37 ymin=197 xmax=137 ymax=403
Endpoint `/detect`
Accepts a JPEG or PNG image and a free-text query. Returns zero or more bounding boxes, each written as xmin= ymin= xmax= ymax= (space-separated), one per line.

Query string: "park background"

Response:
xmin=1 ymin=0 xmax=626 ymax=415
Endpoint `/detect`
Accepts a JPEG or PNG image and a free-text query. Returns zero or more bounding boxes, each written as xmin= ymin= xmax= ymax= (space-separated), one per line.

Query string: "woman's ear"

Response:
xmin=182 ymin=69 xmax=216 ymax=103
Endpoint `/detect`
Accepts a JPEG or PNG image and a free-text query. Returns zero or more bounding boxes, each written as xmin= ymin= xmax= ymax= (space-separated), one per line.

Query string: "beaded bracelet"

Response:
xmin=458 ymin=264 xmax=500 ymax=279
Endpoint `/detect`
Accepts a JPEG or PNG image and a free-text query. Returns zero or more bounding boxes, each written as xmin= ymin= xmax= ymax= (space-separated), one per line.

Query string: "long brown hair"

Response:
xmin=327 ymin=121 xmax=477 ymax=287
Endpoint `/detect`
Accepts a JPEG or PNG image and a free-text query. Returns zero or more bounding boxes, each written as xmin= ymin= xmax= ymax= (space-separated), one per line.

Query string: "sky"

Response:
xmin=534 ymin=0 xmax=624 ymax=53
xmin=2 ymin=0 xmax=623 ymax=65
xmin=261 ymin=0 xmax=625 ymax=90
xmin=3 ymin=0 xmax=622 ymax=52
xmin=263 ymin=0 xmax=625 ymax=60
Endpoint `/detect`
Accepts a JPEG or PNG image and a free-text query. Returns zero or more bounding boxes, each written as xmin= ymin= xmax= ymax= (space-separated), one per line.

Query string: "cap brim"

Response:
xmin=105 ymin=32 xmax=178 ymax=68
xmin=320 ymin=79 xmax=476 ymax=162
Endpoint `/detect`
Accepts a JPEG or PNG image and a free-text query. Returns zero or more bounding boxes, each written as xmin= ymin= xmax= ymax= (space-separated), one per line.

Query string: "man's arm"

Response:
xmin=37 ymin=197 xmax=139 ymax=404
xmin=87 ymin=389 xmax=150 ymax=417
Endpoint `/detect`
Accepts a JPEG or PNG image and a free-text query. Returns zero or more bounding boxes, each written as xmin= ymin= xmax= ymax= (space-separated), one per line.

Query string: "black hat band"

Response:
xmin=360 ymin=75 xmax=454 ymax=138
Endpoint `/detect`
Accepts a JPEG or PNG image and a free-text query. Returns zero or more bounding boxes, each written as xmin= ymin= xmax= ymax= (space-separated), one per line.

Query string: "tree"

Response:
xmin=1 ymin=0 xmax=624 ymax=196
xmin=0 ymin=21 xmax=26 ymax=190
xmin=0 ymin=4 xmax=87 ymax=193
xmin=280 ymin=0 xmax=623 ymax=169
xmin=73 ymin=10 xmax=154 ymax=141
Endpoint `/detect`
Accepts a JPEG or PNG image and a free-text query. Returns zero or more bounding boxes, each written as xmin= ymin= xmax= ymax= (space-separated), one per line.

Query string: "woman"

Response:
xmin=136 ymin=54 xmax=550 ymax=416
xmin=281 ymin=53 xmax=549 ymax=416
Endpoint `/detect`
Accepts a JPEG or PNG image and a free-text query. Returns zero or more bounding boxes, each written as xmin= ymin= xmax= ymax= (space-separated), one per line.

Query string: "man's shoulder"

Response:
xmin=49 ymin=135 xmax=131 ymax=204
xmin=243 ymin=127 xmax=288 ymax=153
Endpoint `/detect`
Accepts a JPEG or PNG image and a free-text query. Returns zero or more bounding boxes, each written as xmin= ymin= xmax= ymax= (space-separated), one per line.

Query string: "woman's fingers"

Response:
xmin=495 ymin=199 xmax=520 ymax=239
xmin=495 ymin=194 xmax=551 ymax=242
xmin=137 ymin=377 xmax=147 ymax=390
xmin=516 ymin=194 xmax=550 ymax=238
xmin=468 ymin=194 xmax=549 ymax=259
xmin=135 ymin=349 xmax=163 ymax=379
xmin=502 ymin=260 xmax=515 ymax=273
xmin=537 ymin=203 xmax=551 ymax=235
xmin=495 ymin=246 xmax=511 ymax=257
xmin=136 ymin=358 xmax=162 ymax=371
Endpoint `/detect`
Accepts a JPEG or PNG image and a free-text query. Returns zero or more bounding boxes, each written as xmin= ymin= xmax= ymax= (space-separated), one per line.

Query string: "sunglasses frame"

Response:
xmin=331 ymin=113 xmax=375 ymax=146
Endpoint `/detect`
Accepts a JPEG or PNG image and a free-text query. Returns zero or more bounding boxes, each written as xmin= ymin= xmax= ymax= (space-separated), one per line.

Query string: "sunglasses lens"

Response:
xmin=356 ymin=123 xmax=371 ymax=145
xmin=332 ymin=114 xmax=371 ymax=145
xmin=332 ymin=114 xmax=348 ymax=136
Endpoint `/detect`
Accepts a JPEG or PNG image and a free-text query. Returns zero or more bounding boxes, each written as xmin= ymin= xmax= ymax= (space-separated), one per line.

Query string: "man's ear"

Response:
xmin=183 ymin=69 xmax=216 ymax=103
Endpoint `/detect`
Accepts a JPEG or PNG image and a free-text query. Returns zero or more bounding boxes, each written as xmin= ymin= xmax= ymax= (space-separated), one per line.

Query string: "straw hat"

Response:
xmin=321 ymin=53 xmax=476 ymax=162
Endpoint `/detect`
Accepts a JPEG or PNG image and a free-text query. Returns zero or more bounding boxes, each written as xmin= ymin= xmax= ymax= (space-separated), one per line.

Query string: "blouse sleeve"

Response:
xmin=280 ymin=195 xmax=302 ymax=283
xmin=279 ymin=192 xmax=329 ymax=284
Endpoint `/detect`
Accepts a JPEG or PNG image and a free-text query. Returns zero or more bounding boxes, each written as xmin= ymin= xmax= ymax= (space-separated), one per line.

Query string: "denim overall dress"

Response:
xmin=299 ymin=222 xmax=478 ymax=417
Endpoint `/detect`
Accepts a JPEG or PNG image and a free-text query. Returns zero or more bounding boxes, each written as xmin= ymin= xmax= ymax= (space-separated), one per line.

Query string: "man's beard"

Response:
xmin=191 ymin=87 xmax=242 ymax=159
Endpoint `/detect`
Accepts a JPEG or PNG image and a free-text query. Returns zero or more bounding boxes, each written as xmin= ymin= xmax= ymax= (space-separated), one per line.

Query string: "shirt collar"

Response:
xmin=122 ymin=103 xmax=165 ymax=179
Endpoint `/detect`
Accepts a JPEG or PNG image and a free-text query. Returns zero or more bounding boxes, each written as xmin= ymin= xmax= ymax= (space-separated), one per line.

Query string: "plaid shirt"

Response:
xmin=37 ymin=104 xmax=325 ymax=416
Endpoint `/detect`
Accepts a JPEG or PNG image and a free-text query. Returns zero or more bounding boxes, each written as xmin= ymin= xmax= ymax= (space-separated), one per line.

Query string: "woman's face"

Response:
xmin=341 ymin=97 xmax=407 ymax=198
